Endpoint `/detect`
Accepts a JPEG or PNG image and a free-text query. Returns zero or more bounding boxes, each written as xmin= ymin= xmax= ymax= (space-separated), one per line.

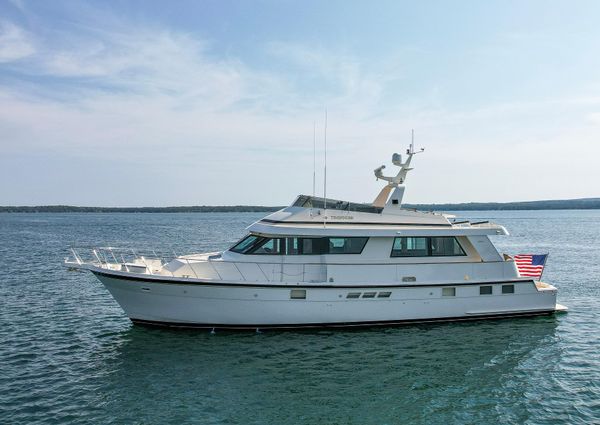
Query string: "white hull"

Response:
xmin=93 ymin=269 xmax=562 ymax=329
xmin=67 ymin=148 xmax=567 ymax=329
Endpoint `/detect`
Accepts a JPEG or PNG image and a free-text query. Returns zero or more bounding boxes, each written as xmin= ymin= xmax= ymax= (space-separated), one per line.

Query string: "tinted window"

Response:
xmin=251 ymin=238 xmax=283 ymax=255
xmin=230 ymin=235 xmax=262 ymax=254
xmin=231 ymin=235 xmax=368 ymax=255
xmin=230 ymin=236 xmax=283 ymax=255
xmin=391 ymin=237 xmax=429 ymax=257
xmin=502 ymin=284 xmax=515 ymax=294
xmin=327 ymin=237 xmax=368 ymax=254
xmin=480 ymin=285 xmax=493 ymax=295
xmin=287 ymin=237 xmax=367 ymax=255
xmin=430 ymin=237 xmax=465 ymax=256
xmin=391 ymin=237 xmax=465 ymax=257
xmin=300 ymin=238 xmax=326 ymax=255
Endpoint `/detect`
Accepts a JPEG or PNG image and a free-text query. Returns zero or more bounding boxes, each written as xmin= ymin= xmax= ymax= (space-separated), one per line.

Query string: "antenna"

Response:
xmin=372 ymin=129 xmax=425 ymax=208
xmin=323 ymin=109 xmax=328 ymax=211
xmin=312 ymin=121 xmax=316 ymax=200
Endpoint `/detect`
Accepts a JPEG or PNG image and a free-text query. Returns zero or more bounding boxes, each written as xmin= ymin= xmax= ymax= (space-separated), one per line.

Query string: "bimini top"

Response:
xmin=247 ymin=143 xmax=508 ymax=238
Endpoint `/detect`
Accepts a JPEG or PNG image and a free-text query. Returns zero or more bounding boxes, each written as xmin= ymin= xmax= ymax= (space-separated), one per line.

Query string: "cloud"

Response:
xmin=1 ymin=5 xmax=600 ymax=205
xmin=0 ymin=18 xmax=398 ymax=159
xmin=0 ymin=20 xmax=35 ymax=62
xmin=265 ymin=41 xmax=385 ymax=113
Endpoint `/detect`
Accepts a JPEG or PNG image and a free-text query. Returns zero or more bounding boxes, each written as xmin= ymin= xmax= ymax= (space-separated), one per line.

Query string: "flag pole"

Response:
xmin=539 ymin=253 xmax=549 ymax=281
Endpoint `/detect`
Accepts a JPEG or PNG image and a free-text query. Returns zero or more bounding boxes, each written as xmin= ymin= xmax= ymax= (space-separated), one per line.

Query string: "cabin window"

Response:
xmin=230 ymin=235 xmax=263 ymax=254
xmin=230 ymin=236 xmax=284 ymax=255
xmin=285 ymin=237 xmax=368 ymax=255
xmin=249 ymin=237 xmax=284 ymax=255
xmin=346 ymin=292 xmax=361 ymax=299
xmin=327 ymin=237 xmax=369 ymax=254
xmin=230 ymin=235 xmax=368 ymax=255
xmin=480 ymin=285 xmax=493 ymax=295
xmin=299 ymin=238 xmax=327 ymax=255
xmin=391 ymin=237 xmax=429 ymax=257
xmin=362 ymin=292 xmax=377 ymax=298
xmin=430 ymin=237 xmax=466 ymax=256
xmin=377 ymin=291 xmax=392 ymax=298
xmin=286 ymin=237 xmax=299 ymax=255
xmin=502 ymin=284 xmax=515 ymax=294
xmin=391 ymin=237 xmax=466 ymax=257
xmin=442 ymin=287 xmax=456 ymax=296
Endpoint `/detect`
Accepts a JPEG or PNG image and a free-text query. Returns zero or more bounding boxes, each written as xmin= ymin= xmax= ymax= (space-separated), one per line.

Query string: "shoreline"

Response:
xmin=1 ymin=198 xmax=600 ymax=213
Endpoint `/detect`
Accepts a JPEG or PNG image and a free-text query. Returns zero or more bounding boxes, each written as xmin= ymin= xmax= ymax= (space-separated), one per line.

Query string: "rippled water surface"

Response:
xmin=1 ymin=211 xmax=599 ymax=424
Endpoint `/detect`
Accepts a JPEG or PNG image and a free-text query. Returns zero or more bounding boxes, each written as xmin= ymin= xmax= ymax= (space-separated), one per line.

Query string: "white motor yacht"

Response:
xmin=66 ymin=144 xmax=567 ymax=329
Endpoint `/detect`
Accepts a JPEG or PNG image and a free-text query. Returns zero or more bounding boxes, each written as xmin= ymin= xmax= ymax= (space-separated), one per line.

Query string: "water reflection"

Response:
xmin=96 ymin=317 xmax=560 ymax=424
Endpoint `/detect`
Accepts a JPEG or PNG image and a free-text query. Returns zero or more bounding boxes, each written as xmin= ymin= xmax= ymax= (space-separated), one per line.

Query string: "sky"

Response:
xmin=1 ymin=0 xmax=600 ymax=206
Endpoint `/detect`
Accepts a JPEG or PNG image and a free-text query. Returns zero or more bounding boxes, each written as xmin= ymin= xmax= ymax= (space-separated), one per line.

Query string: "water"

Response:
xmin=0 ymin=210 xmax=599 ymax=424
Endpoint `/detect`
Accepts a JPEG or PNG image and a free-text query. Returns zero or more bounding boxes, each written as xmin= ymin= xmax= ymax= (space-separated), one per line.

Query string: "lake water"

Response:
xmin=1 ymin=210 xmax=599 ymax=424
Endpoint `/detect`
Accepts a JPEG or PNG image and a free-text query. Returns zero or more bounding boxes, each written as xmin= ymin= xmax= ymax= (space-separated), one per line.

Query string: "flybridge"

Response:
xmin=292 ymin=137 xmax=425 ymax=216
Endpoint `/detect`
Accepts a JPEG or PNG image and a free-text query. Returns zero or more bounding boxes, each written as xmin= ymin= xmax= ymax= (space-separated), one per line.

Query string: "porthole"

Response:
xmin=362 ymin=292 xmax=376 ymax=298
xmin=346 ymin=292 xmax=361 ymax=299
xmin=377 ymin=292 xmax=392 ymax=298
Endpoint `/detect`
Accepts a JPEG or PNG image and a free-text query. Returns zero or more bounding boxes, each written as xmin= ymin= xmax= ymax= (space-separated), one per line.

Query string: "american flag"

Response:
xmin=514 ymin=254 xmax=548 ymax=279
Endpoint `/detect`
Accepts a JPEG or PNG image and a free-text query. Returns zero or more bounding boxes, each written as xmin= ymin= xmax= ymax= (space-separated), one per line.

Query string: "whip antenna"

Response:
xmin=323 ymin=109 xmax=328 ymax=211
xmin=313 ymin=121 xmax=316 ymax=200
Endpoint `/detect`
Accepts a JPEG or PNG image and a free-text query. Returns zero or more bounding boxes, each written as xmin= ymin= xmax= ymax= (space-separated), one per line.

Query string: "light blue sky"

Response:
xmin=1 ymin=0 xmax=600 ymax=206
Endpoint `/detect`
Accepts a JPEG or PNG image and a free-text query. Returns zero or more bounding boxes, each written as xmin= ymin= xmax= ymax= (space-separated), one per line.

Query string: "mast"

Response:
xmin=312 ymin=121 xmax=316 ymax=200
xmin=323 ymin=109 xmax=328 ymax=211
xmin=372 ymin=131 xmax=424 ymax=208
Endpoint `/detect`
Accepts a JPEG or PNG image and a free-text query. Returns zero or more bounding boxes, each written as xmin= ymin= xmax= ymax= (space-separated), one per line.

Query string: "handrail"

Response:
xmin=68 ymin=246 xmax=496 ymax=285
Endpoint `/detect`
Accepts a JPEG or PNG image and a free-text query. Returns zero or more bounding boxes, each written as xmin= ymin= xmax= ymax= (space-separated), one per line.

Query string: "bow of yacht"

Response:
xmin=66 ymin=144 xmax=567 ymax=329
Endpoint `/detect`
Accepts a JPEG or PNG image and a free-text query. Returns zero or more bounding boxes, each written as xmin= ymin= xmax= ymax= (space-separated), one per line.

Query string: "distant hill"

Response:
xmin=403 ymin=198 xmax=600 ymax=211
xmin=1 ymin=198 xmax=599 ymax=212
xmin=0 ymin=205 xmax=285 ymax=213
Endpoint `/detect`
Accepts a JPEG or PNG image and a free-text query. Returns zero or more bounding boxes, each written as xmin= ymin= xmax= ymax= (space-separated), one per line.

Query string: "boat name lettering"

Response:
xmin=330 ymin=215 xmax=354 ymax=220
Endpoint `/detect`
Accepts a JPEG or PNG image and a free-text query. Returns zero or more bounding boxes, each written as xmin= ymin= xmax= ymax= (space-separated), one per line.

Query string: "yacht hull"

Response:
xmin=92 ymin=270 xmax=562 ymax=330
